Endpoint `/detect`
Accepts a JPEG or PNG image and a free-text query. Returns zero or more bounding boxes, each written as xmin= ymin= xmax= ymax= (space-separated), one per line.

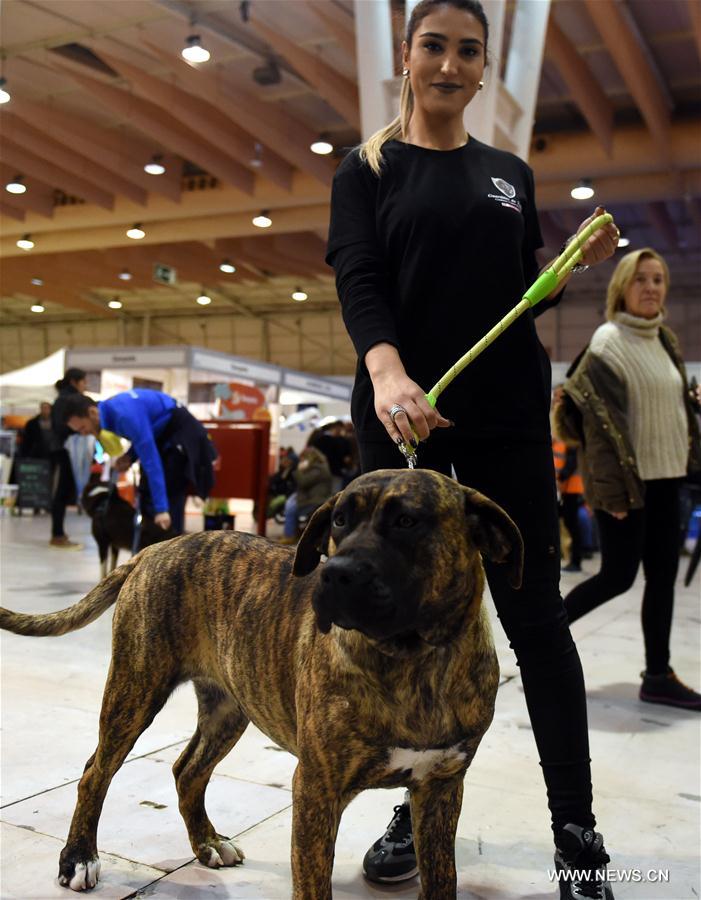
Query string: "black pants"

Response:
xmin=564 ymin=479 xmax=681 ymax=676
xmin=360 ymin=435 xmax=594 ymax=836
xmin=139 ymin=445 xmax=188 ymax=535
xmin=50 ymin=450 xmax=76 ymax=538
xmin=561 ymin=493 xmax=583 ymax=567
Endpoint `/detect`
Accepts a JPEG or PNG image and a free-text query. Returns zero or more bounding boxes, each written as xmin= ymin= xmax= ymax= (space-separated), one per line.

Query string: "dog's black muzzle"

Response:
xmin=314 ymin=555 xmax=406 ymax=638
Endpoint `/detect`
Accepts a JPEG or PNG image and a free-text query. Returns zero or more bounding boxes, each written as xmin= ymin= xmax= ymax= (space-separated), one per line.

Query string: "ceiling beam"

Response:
xmin=12 ymin=97 xmax=182 ymax=202
xmin=0 ymin=203 xmax=331 ymax=257
xmin=92 ymin=43 xmax=295 ymax=192
xmin=646 ymin=201 xmax=679 ymax=250
xmin=140 ymin=41 xmax=336 ymax=186
xmin=248 ymin=11 xmax=360 ymax=128
xmin=545 ymin=17 xmax=614 ymax=156
xmin=305 ymin=1 xmax=357 ymax=61
xmin=52 ymin=63 xmax=256 ymax=194
xmin=536 ymin=169 xmax=701 ymax=209
xmin=3 ymin=287 xmax=116 ymax=318
xmin=584 ymin=0 xmax=672 ymax=159
xmin=0 ymin=139 xmax=115 ymax=210
xmin=688 ymin=0 xmax=701 ymax=61
xmin=1 ymin=113 xmax=148 ymax=207
xmin=0 ymin=202 xmax=25 ymax=222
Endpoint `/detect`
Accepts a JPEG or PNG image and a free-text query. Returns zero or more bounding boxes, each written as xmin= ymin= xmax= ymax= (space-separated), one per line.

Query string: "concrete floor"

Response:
xmin=1 ymin=505 xmax=699 ymax=900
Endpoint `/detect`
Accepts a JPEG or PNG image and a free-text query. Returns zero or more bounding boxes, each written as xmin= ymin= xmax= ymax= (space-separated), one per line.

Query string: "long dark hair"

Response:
xmin=360 ymin=0 xmax=489 ymax=175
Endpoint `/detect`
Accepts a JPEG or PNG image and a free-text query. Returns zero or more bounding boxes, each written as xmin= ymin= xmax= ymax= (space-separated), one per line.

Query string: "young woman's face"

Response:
xmin=623 ymin=257 xmax=667 ymax=319
xmin=403 ymin=6 xmax=486 ymax=121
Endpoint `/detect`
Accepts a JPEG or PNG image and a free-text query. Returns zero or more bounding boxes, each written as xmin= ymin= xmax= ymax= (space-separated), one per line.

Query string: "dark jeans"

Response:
xmin=561 ymin=493 xmax=583 ymax=566
xmin=360 ymin=435 xmax=594 ymax=836
xmin=564 ymin=478 xmax=681 ymax=676
xmin=139 ymin=445 xmax=188 ymax=535
xmin=50 ymin=450 xmax=76 ymax=538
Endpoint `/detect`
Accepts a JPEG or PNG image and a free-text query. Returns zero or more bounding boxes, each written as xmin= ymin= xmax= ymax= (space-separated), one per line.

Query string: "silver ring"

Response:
xmin=388 ymin=403 xmax=406 ymax=424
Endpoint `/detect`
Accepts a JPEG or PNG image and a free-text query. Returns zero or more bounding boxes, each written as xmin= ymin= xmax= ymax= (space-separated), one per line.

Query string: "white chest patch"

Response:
xmin=386 ymin=745 xmax=467 ymax=782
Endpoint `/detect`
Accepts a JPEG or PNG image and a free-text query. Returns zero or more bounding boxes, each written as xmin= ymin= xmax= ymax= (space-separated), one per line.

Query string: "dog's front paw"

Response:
xmin=58 ymin=857 xmax=101 ymax=891
xmin=198 ymin=836 xmax=245 ymax=868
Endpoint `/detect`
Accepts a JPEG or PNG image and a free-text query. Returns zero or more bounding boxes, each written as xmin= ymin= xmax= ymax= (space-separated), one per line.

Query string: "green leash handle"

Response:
xmin=398 ymin=213 xmax=615 ymax=465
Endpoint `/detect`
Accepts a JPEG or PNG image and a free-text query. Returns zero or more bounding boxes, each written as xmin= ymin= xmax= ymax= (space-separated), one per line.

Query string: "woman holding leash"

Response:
xmin=326 ymin=1 xmax=619 ymax=897
xmin=558 ymin=248 xmax=701 ymax=711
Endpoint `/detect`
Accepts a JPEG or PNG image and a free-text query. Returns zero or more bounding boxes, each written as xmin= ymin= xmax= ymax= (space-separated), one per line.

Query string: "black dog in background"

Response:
xmin=81 ymin=475 xmax=176 ymax=578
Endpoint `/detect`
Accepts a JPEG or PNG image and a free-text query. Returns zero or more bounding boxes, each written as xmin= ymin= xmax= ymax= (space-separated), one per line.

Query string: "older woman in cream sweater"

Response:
xmin=558 ymin=248 xmax=701 ymax=710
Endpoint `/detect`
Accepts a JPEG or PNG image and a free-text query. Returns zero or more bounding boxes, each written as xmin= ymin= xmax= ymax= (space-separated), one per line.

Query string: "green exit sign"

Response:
xmin=153 ymin=263 xmax=177 ymax=285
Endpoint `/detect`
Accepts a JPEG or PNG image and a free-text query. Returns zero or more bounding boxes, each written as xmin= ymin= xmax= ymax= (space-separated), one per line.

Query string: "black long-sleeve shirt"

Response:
xmin=326 ymin=138 xmax=561 ymax=442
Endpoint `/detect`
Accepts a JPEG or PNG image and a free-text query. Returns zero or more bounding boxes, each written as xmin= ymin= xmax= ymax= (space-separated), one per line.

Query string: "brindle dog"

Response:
xmin=0 ymin=469 xmax=523 ymax=899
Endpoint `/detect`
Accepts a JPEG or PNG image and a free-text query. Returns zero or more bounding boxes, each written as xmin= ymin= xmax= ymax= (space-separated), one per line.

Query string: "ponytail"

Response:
xmin=359 ymin=76 xmax=414 ymax=176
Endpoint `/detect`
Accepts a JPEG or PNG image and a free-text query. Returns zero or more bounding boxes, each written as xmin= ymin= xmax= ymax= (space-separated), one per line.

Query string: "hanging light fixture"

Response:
xmin=30 ymin=277 xmax=43 ymax=286
xmin=17 ymin=234 xmax=34 ymax=250
xmin=291 ymin=287 xmax=308 ymax=302
xmin=196 ymin=292 xmax=212 ymax=305
xmin=219 ymin=259 xmax=236 ymax=273
xmin=5 ymin=175 xmax=26 ymax=194
xmin=249 ymin=142 xmax=263 ymax=169
xmin=252 ymin=210 xmax=272 ymax=228
xmin=181 ymin=35 xmax=211 ymax=63
xmin=144 ymin=154 xmax=166 ymax=175
xmin=310 ymin=136 xmax=333 ymax=155
xmin=126 ymin=223 xmax=146 ymax=239
xmin=0 ymin=77 xmax=10 ymax=105
xmin=108 ymin=298 xmax=123 ymax=310
xmin=118 ymin=268 xmax=133 ymax=281
xmin=30 ymin=304 xmax=45 ymax=313
xmin=571 ymin=178 xmax=594 ymax=201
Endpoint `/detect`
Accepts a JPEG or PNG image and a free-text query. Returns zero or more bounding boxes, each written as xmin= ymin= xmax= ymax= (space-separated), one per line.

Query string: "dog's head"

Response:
xmin=81 ymin=475 xmax=112 ymax=518
xmin=293 ymin=469 xmax=523 ymax=655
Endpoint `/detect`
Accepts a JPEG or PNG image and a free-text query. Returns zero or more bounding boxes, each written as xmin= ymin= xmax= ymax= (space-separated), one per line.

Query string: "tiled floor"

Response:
xmin=1 ymin=506 xmax=699 ymax=899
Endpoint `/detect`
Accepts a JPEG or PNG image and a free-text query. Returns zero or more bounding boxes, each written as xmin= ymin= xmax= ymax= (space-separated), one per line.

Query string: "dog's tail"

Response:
xmin=0 ymin=557 xmax=138 ymax=637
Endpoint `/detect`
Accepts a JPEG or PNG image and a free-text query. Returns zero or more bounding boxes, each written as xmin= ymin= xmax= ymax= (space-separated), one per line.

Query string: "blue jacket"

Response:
xmin=99 ymin=390 xmax=176 ymax=513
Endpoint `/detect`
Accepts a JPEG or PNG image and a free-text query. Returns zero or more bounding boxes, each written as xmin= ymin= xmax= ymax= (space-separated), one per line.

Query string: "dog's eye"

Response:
xmin=396 ymin=514 xmax=416 ymax=529
xmin=333 ymin=513 xmax=346 ymax=528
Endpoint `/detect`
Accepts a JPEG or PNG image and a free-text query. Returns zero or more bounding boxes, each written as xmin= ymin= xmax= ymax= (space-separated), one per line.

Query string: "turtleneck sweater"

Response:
xmin=589 ymin=311 xmax=688 ymax=480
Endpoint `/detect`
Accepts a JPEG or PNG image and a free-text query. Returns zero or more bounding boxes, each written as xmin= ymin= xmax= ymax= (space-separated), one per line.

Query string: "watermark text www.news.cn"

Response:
xmin=548 ymin=868 xmax=670 ymax=885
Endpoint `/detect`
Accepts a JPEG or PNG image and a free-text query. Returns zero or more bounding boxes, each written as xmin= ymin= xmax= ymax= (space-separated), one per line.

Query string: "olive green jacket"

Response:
xmin=555 ymin=326 xmax=701 ymax=514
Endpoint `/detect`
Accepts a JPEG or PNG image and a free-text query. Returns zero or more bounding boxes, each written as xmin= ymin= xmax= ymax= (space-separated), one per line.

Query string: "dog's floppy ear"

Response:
xmin=461 ymin=486 xmax=524 ymax=589
xmin=292 ymin=493 xmax=340 ymax=576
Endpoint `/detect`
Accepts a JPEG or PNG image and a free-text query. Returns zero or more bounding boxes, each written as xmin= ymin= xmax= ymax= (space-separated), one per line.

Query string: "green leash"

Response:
xmin=398 ymin=213 xmax=615 ymax=467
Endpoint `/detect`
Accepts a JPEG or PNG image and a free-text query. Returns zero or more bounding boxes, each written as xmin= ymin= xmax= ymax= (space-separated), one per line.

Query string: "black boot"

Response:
xmin=362 ymin=792 xmax=418 ymax=883
xmin=554 ymin=823 xmax=613 ymax=899
xmin=640 ymin=668 xmax=701 ymax=710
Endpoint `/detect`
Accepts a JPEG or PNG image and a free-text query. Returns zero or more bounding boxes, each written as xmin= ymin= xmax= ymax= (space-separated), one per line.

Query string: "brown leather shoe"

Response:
xmin=49 ymin=536 xmax=84 ymax=550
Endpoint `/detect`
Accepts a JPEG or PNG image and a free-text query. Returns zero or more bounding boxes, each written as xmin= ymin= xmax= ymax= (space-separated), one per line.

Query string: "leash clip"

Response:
xmin=397 ymin=440 xmax=417 ymax=469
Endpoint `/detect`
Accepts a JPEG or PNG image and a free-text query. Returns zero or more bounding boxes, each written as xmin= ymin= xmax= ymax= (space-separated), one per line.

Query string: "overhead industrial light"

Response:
xmin=30 ymin=304 xmax=45 ymax=313
xmin=571 ymin=178 xmax=594 ymax=201
xmin=291 ymin=287 xmax=308 ymax=302
xmin=219 ymin=259 xmax=236 ymax=273
xmin=196 ymin=292 xmax=212 ymax=305
xmin=181 ymin=35 xmax=210 ymax=63
xmin=126 ymin=223 xmax=146 ymax=240
xmin=118 ymin=268 xmax=133 ymax=281
xmin=0 ymin=77 xmax=10 ymax=105
xmin=144 ymin=154 xmax=166 ymax=175
xmin=252 ymin=210 xmax=272 ymax=228
xmin=30 ymin=277 xmax=43 ymax=286
xmin=17 ymin=234 xmax=34 ymax=250
xmin=253 ymin=58 xmax=280 ymax=86
xmin=310 ymin=136 xmax=333 ymax=155
xmin=5 ymin=175 xmax=26 ymax=194
xmin=108 ymin=299 xmax=123 ymax=310
xmin=249 ymin=142 xmax=263 ymax=169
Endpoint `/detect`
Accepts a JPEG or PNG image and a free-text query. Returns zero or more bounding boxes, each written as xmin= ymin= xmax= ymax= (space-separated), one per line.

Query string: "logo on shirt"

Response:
xmin=488 ymin=176 xmax=521 ymax=212
xmin=491 ymin=177 xmax=516 ymax=198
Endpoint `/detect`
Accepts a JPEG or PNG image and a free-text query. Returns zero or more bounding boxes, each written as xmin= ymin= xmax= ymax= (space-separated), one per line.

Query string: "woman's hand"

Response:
xmin=575 ymin=206 xmax=620 ymax=266
xmin=365 ymin=343 xmax=451 ymax=447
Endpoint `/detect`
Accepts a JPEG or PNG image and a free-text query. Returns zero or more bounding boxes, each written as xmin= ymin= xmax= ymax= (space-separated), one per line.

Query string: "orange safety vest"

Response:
xmin=552 ymin=439 xmax=584 ymax=494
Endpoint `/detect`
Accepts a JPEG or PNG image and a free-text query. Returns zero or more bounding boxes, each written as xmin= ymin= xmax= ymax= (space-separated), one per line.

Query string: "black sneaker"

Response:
xmin=640 ymin=668 xmax=701 ymax=710
xmin=363 ymin=792 xmax=418 ymax=883
xmin=554 ymin=824 xmax=613 ymax=899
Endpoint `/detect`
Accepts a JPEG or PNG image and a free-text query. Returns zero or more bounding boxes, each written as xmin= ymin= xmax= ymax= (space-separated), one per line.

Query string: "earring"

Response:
xmin=478 ymin=80 xmax=484 ymax=90
xmin=402 ymin=67 xmax=410 ymax=77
